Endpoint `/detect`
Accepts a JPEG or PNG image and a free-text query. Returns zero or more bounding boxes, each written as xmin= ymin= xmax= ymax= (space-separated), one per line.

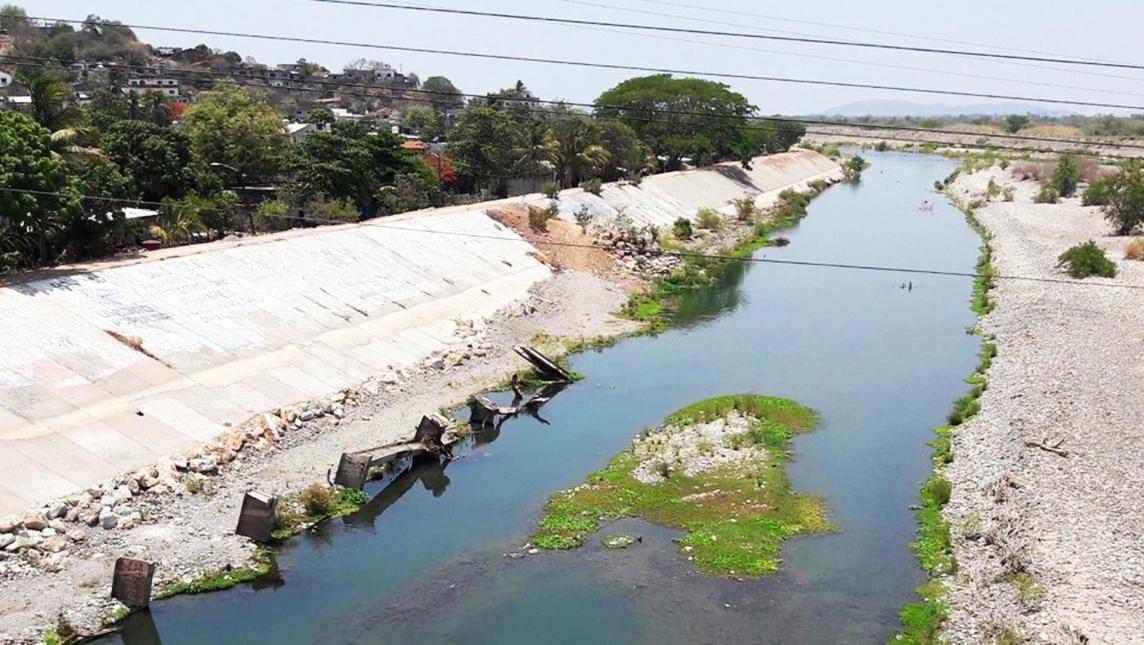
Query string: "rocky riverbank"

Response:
xmin=939 ymin=164 xmax=1144 ymax=644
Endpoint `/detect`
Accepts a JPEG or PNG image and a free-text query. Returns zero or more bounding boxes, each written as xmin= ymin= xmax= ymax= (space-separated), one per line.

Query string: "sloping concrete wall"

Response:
xmin=529 ymin=148 xmax=843 ymax=228
xmin=0 ymin=149 xmax=839 ymax=515
xmin=0 ymin=211 xmax=549 ymax=514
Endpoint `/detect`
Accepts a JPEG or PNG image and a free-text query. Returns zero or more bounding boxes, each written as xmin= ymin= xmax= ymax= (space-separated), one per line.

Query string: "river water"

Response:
xmin=101 ymin=151 xmax=981 ymax=644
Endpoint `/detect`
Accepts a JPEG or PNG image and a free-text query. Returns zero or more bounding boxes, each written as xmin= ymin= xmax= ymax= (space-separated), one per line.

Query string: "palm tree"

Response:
xmin=511 ymin=118 xmax=558 ymax=177
xmin=27 ymin=75 xmax=98 ymax=160
xmin=553 ymin=116 xmax=609 ymax=188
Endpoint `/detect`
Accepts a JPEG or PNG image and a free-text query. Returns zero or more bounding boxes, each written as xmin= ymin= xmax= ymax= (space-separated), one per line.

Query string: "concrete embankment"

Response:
xmin=0 ymin=149 xmax=840 ymax=519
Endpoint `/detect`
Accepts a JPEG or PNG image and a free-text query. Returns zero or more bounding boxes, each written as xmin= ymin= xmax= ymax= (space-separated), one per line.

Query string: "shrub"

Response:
xmin=300 ymin=484 xmax=336 ymax=516
xmin=1057 ymin=240 xmax=1117 ymax=278
xmin=528 ymin=204 xmax=559 ymax=232
xmin=875 ymin=141 xmax=889 ymax=152
xmin=1124 ymin=238 xmax=1144 ymax=261
xmin=574 ymin=205 xmax=594 ymax=233
xmin=1002 ymin=186 xmax=1016 ymax=202
xmin=1050 ymin=154 xmax=1079 ymax=197
xmin=1033 ymin=184 xmax=1059 ymax=204
xmin=985 ymin=179 xmax=1001 ymax=200
xmin=1083 ymin=175 xmax=1115 ymax=206
xmin=542 ymin=181 xmax=559 ymax=200
xmin=580 ymin=177 xmax=603 ymax=196
xmin=695 ymin=207 xmax=723 ymax=231
xmin=672 ymin=217 xmax=693 ymax=240
xmin=728 ymin=194 xmax=758 ymax=221
xmin=1100 ymin=160 xmax=1144 ymax=235
xmin=843 ymin=155 xmax=869 ymax=180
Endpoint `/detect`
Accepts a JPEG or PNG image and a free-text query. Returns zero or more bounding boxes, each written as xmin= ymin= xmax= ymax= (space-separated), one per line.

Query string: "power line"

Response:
xmin=619 ymin=0 xmax=1126 ymax=66
xmin=6 ymin=55 xmax=1141 ymax=156
xmin=555 ymin=0 xmax=1144 ymax=85
xmin=21 ymin=16 xmax=1144 ymax=113
xmin=307 ymin=0 xmax=1144 ymax=72
xmin=4 ymin=186 xmax=1144 ymax=292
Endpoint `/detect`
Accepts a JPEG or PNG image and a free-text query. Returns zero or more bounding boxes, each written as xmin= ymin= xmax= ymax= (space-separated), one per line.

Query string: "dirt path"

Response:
xmin=942 ymin=167 xmax=1144 ymax=644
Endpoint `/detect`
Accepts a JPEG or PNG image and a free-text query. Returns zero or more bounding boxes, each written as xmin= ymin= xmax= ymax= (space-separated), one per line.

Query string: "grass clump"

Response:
xmin=728 ymin=194 xmax=758 ymax=221
xmin=528 ymin=203 xmax=559 ymax=232
xmin=300 ymin=484 xmax=336 ymax=516
xmin=574 ymin=205 xmax=594 ymax=233
xmin=542 ymin=181 xmax=559 ymax=200
xmin=580 ymin=177 xmax=603 ymax=196
xmin=272 ymin=486 xmax=371 ymax=540
xmin=672 ymin=216 xmax=693 ymax=240
xmin=1006 ymin=572 xmax=1046 ymax=606
xmin=695 ymin=207 xmax=723 ymax=231
xmin=1033 ymin=183 xmax=1059 ymax=204
xmin=1124 ymin=238 xmax=1144 ymax=260
xmin=156 ymin=550 xmax=273 ymax=599
xmin=530 ymin=395 xmax=831 ymax=576
xmin=1057 ymin=240 xmax=1117 ymax=279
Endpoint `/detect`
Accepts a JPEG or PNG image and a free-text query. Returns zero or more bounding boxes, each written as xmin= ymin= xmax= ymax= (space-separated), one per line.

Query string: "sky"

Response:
xmin=23 ymin=0 xmax=1144 ymax=116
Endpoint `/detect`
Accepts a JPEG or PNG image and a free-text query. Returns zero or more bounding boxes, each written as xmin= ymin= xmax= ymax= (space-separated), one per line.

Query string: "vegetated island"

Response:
xmin=530 ymin=394 xmax=833 ymax=576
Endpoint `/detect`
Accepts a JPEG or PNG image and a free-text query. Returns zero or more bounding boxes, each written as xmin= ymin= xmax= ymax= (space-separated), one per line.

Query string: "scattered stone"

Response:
xmin=79 ymin=510 xmax=100 ymax=527
xmin=46 ymin=502 xmax=67 ymax=520
xmin=99 ymin=508 xmax=120 ymax=531
xmin=0 ymin=515 xmax=19 ymax=533
xmin=188 ymin=457 xmax=218 ymax=474
xmin=38 ymin=536 xmax=67 ymax=554
xmin=67 ymin=530 xmax=86 ymax=543
xmin=0 ymin=534 xmax=13 ymax=550
xmin=602 ymin=534 xmax=641 ymax=549
xmin=21 ymin=513 xmax=47 ymax=531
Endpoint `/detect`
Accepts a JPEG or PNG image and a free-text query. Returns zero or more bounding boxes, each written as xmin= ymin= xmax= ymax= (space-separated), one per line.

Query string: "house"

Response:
xmin=330 ymin=108 xmax=364 ymax=124
xmin=284 ymin=122 xmax=330 ymax=144
xmin=154 ymin=46 xmax=181 ymax=57
xmin=0 ymin=70 xmax=11 ymax=88
xmin=126 ymin=78 xmax=180 ymax=98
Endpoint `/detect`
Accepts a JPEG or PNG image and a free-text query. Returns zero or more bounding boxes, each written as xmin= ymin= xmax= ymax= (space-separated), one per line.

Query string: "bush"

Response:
xmin=728 ymin=194 xmax=758 ymax=221
xmin=695 ymin=207 xmax=723 ymax=231
xmin=1057 ymin=240 xmax=1117 ymax=278
xmin=542 ymin=181 xmax=559 ymax=200
xmin=300 ymin=484 xmax=336 ymax=516
xmin=1083 ymin=175 xmax=1115 ymax=206
xmin=1125 ymin=238 xmax=1144 ymax=261
xmin=574 ymin=205 xmax=594 ymax=233
xmin=672 ymin=217 xmax=693 ymax=240
xmin=875 ymin=141 xmax=889 ymax=152
xmin=985 ymin=179 xmax=1001 ymax=200
xmin=1100 ymin=161 xmax=1144 ymax=235
xmin=528 ymin=204 xmax=559 ymax=232
xmin=1002 ymin=186 xmax=1016 ymax=202
xmin=1033 ymin=184 xmax=1059 ymax=204
xmin=1051 ymin=154 xmax=1079 ymax=197
xmin=580 ymin=177 xmax=603 ymax=196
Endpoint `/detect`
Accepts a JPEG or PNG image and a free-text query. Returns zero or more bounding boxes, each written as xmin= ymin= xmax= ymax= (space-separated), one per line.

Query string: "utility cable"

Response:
xmin=306 ymin=1 xmax=1144 ymax=72
xmin=20 ymin=16 xmax=1144 ymax=112
xmin=4 ymin=186 xmax=1144 ymax=292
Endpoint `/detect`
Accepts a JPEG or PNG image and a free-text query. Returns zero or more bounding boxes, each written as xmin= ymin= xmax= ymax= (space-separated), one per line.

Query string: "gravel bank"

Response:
xmin=942 ymin=167 xmax=1144 ymax=644
xmin=0 ymin=271 xmax=637 ymax=644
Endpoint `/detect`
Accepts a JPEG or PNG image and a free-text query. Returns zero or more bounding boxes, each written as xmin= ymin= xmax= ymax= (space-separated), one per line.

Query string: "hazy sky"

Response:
xmin=24 ymin=0 xmax=1144 ymax=115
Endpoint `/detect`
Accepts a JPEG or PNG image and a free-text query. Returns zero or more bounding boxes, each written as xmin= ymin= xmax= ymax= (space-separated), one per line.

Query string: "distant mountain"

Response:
xmin=816 ymin=99 xmax=1075 ymax=118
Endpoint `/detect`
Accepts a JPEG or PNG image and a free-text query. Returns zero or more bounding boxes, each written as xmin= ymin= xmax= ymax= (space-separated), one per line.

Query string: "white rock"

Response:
xmin=188 ymin=457 xmax=218 ymax=474
xmin=98 ymin=508 xmax=119 ymax=530
xmin=0 ymin=515 xmax=19 ymax=534
xmin=0 ymin=534 xmax=13 ymax=549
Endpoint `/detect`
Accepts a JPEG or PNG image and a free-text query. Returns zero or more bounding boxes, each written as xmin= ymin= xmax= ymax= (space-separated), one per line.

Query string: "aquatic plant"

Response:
xmin=530 ymin=395 xmax=831 ymax=576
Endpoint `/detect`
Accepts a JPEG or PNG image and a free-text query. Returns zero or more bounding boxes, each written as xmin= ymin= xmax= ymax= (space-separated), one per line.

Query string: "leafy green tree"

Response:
xmin=447 ymin=106 xmax=522 ymax=194
xmin=750 ymin=119 xmax=806 ymax=154
xmin=27 ymin=74 xmax=83 ymax=134
xmin=304 ymin=108 xmax=336 ymax=126
xmin=1004 ymin=115 xmax=1031 ymax=134
xmin=1051 ymin=154 xmax=1079 ymax=197
xmin=180 ymin=85 xmax=289 ymax=181
xmin=1102 ymin=160 xmax=1144 ymax=235
xmin=399 ymin=105 xmax=441 ymax=139
xmin=486 ymin=80 xmax=539 ymax=121
xmin=0 ymin=111 xmax=85 ymax=266
xmin=594 ymin=75 xmax=758 ymax=170
xmin=421 ymin=76 xmax=464 ymax=110
xmin=597 ymin=120 xmax=652 ymax=181
xmin=286 ymin=122 xmax=435 ymax=213
xmin=102 ymin=121 xmax=194 ymax=202
xmin=511 ymin=118 xmax=558 ymax=177
xmin=552 ymin=115 xmax=609 ymax=187
xmin=0 ymin=3 xmax=27 ymax=32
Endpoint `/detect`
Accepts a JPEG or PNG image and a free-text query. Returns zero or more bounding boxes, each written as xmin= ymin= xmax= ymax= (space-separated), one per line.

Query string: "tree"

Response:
xmin=594 ymin=75 xmax=758 ymax=170
xmin=0 ymin=111 xmax=84 ymax=267
xmin=286 ymin=122 xmax=436 ymax=214
xmin=597 ymin=120 xmax=652 ymax=181
xmin=1004 ymin=114 xmax=1031 ymax=134
xmin=1102 ymin=160 xmax=1144 ymax=235
xmin=750 ymin=119 xmax=806 ymax=154
xmin=180 ymin=85 xmax=289 ymax=181
xmin=0 ymin=3 xmax=27 ymax=32
xmin=447 ymin=106 xmax=522 ymax=194
xmin=510 ymin=118 xmax=558 ymax=177
xmin=102 ymin=121 xmax=195 ymax=202
xmin=304 ymin=108 xmax=336 ymax=126
xmin=27 ymin=74 xmax=82 ymax=134
xmin=421 ymin=76 xmax=464 ymax=110
xmin=1051 ymin=154 xmax=1079 ymax=197
xmin=400 ymin=105 xmax=441 ymax=139
xmin=552 ymin=115 xmax=609 ymax=187
xmin=486 ymin=80 xmax=540 ymax=121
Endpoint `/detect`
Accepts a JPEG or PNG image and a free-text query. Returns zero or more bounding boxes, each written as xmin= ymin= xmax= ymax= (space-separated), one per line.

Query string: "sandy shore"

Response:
xmin=942 ymin=166 xmax=1144 ymax=644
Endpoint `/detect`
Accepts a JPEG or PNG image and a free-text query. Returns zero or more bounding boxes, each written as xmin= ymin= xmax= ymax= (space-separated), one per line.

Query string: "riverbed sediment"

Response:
xmin=941 ymin=165 xmax=1144 ymax=644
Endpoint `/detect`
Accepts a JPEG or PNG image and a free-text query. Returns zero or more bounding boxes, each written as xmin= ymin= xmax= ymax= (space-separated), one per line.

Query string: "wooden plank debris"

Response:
xmin=512 ymin=346 xmax=574 ymax=382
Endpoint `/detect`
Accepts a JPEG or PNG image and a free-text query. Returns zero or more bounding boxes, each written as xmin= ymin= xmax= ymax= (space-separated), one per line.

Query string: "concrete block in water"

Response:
xmin=111 ymin=557 xmax=155 ymax=608
xmin=334 ymin=452 xmax=371 ymax=489
xmin=235 ymin=491 xmax=277 ymax=542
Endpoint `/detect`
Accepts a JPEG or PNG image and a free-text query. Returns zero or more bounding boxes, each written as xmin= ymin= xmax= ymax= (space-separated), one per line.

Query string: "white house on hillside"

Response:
xmin=0 ymin=70 xmax=11 ymax=88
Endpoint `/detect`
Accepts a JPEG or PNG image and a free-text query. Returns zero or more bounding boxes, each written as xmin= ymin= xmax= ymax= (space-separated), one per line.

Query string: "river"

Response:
xmin=100 ymin=151 xmax=981 ymax=644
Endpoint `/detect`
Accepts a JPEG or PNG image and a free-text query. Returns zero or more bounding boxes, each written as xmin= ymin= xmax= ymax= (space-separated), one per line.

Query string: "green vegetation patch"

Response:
xmin=271 ymin=486 xmax=370 ymax=541
xmin=530 ymin=394 xmax=832 ymax=576
xmin=622 ymin=182 xmax=832 ymax=334
xmin=155 ymin=549 xmax=273 ymax=599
